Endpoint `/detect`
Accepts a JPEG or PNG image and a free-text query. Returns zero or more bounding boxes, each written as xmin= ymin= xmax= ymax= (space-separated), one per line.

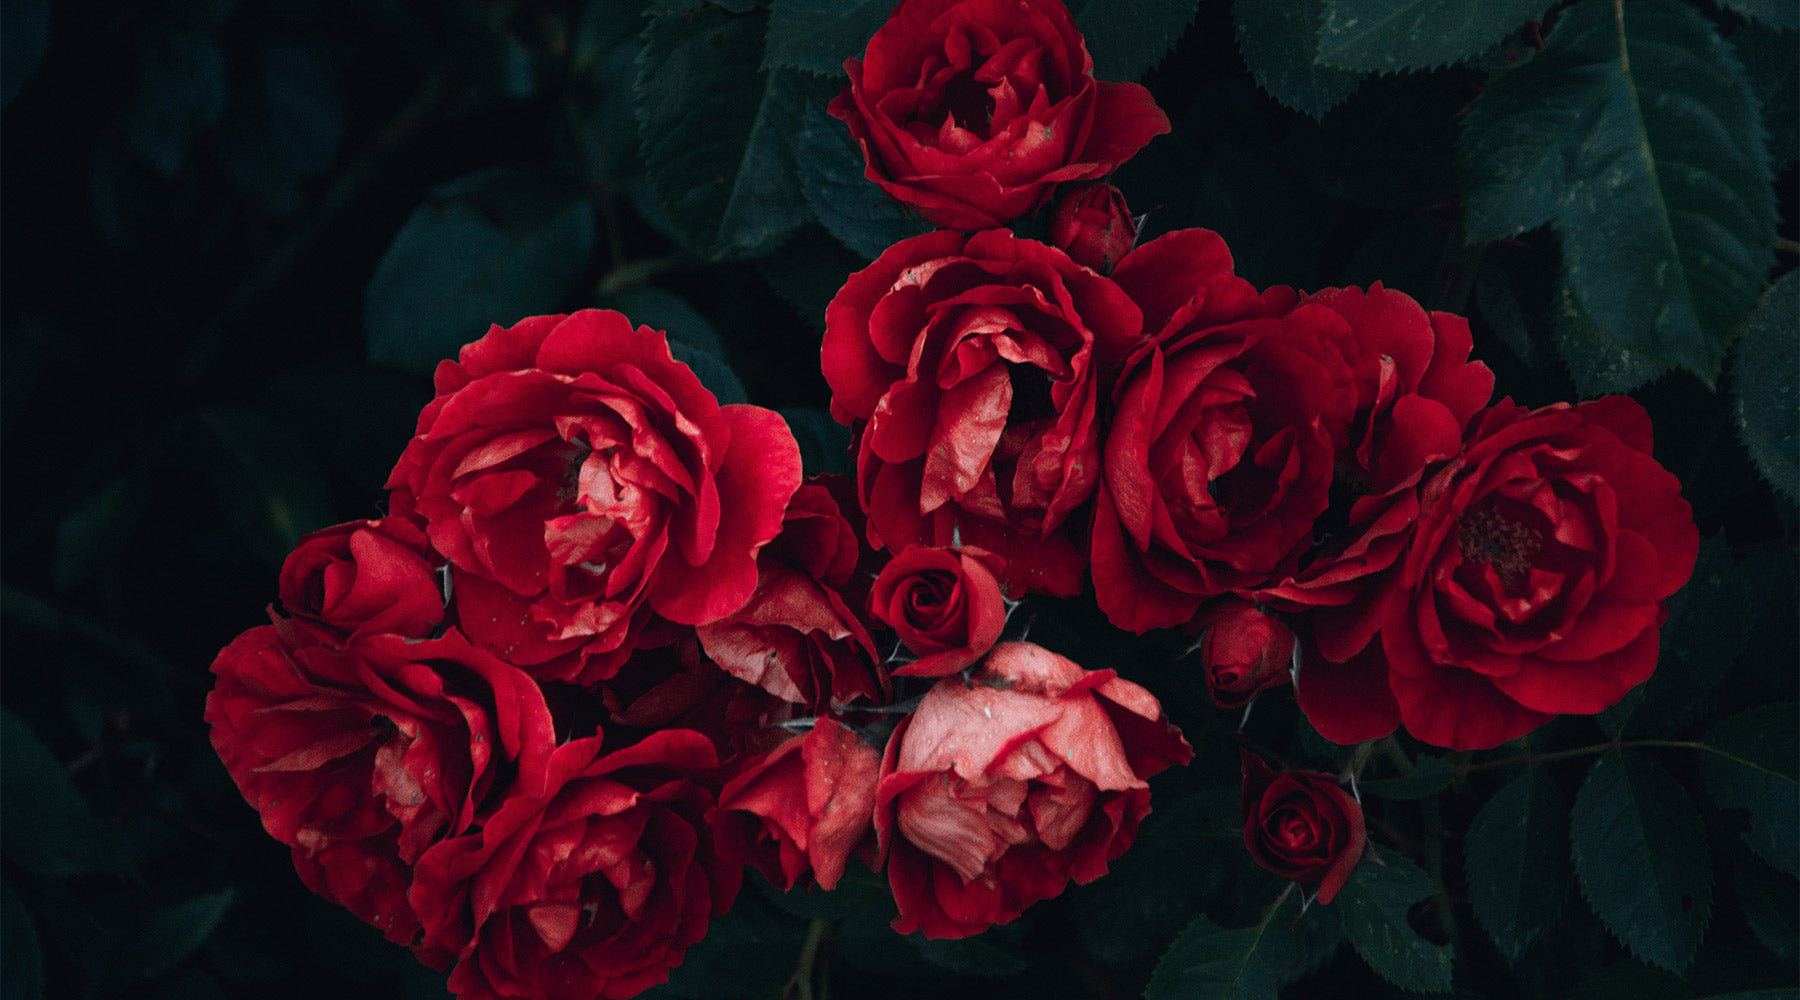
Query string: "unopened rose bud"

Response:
xmin=1047 ymin=183 xmax=1137 ymax=273
xmin=1191 ymin=600 xmax=1295 ymax=709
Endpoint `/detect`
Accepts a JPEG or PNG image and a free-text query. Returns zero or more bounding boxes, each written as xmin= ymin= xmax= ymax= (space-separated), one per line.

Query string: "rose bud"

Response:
xmin=1240 ymin=751 xmax=1366 ymax=905
xmin=876 ymin=642 xmax=1192 ymax=938
xmin=277 ymin=515 xmax=444 ymax=638
xmin=869 ymin=544 xmax=1009 ymax=677
xmin=1048 ymin=183 xmax=1137 ymax=273
xmin=1189 ymin=600 xmax=1295 ymax=709
xmin=710 ymin=717 xmax=882 ymax=892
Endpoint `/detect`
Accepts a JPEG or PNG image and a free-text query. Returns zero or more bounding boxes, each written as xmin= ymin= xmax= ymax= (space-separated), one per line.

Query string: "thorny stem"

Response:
xmin=1460 ymin=738 xmax=1708 ymax=774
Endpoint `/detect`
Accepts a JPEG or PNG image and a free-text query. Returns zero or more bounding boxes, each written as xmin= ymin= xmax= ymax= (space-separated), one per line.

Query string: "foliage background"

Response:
xmin=0 ymin=1 xmax=1793 ymax=998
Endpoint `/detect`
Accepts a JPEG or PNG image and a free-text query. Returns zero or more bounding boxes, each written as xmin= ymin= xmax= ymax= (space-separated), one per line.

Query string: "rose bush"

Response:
xmin=875 ymin=641 xmax=1191 ymax=938
xmin=823 ymin=228 xmax=1143 ymax=595
xmin=1239 ymin=752 xmax=1365 ymax=905
xmin=829 ymin=0 xmax=1168 ymax=230
xmin=386 ymin=309 xmax=801 ymax=684
xmin=868 ymin=543 xmax=1008 ymax=676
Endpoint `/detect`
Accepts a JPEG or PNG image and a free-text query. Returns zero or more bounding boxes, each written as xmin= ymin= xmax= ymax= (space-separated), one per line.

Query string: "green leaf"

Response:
xmin=659 ymin=891 xmax=802 ymax=998
xmin=95 ymin=890 xmax=237 ymax=993
xmin=1281 ymin=75 xmax=1462 ymax=210
xmin=1732 ymin=271 xmax=1798 ymax=506
xmin=1145 ymin=893 xmax=1301 ymax=1000
xmin=1 ymin=0 xmax=50 ymax=110
xmin=636 ymin=8 xmax=811 ymax=259
xmin=763 ymin=0 xmax=890 ymax=76
xmin=365 ymin=166 xmax=596 ymax=373
xmin=1551 ymin=276 xmax=1669 ymax=397
xmin=1719 ymin=0 xmax=1799 ymax=30
xmin=1731 ymin=20 xmax=1798 ymax=172
xmin=778 ymin=407 xmax=853 ymax=478
xmin=1700 ymin=703 xmax=1800 ymax=876
xmin=51 ymin=474 xmax=150 ymax=593
xmin=2 ymin=880 xmax=44 ymax=1000
xmin=604 ymin=286 xmax=727 ymax=357
xmin=1459 ymin=0 xmax=1777 ymax=382
xmin=668 ymin=341 xmax=748 ymax=407
xmin=1568 ymin=961 xmax=1692 ymax=1000
xmin=1570 ymin=749 xmax=1713 ymax=973
xmin=1319 ymin=0 xmax=1550 ymax=73
xmin=1360 ymin=755 xmax=1459 ymax=801
xmin=1465 ymin=768 xmax=1569 ymax=962
xmin=1076 ymin=0 xmax=1202 ymax=81
xmin=913 ymin=929 xmax=1032 ymax=978
xmin=755 ymin=224 xmax=866 ymax=331
xmin=1333 ymin=855 xmax=1454 ymax=993
xmin=1234 ymin=0 xmax=1364 ymax=119
xmin=792 ymin=98 xmax=931 ymax=260
xmin=194 ymin=407 xmax=335 ymax=568
xmin=0 ymin=708 xmax=131 ymax=878
xmin=1731 ymin=849 xmax=1799 ymax=962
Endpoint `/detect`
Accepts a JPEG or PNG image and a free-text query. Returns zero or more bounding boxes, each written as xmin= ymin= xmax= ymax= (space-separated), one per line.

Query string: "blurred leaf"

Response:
xmin=1732 ymin=271 xmax=1798 ymax=506
xmin=635 ymin=8 xmax=811 ymax=259
xmin=1459 ymin=0 xmax=1775 ymax=382
xmin=1720 ymin=0 xmax=1799 ymax=30
xmin=95 ymin=889 xmax=237 ymax=993
xmin=123 ymin=26 xmax=227 ymax=178
xmin=154 ymin=969 xmax=229 ymax=1000
xmin=51 ymin=473 xmax=150 ymax=593
xmin=1598 ymin=535 xmax=1749 ymax=737
xmin=793 ymin=97 xmax=931 ymax=260
xmin=1144 ymin=892 xmax=1300 ymax=1000
xmin=668 ymin=341 xmax=748 ymax=407
xmin=1360 ymin=754 xmax=1458 ymax=800
xmin=1465 ymin=767 xmax=1568 ymax=963
xmin=1730 ymin=849 xmax=1798 ymax=962
xmin=659 ymin=891 xmax=802 ymax=998
xmin=1335 ymin=216 xmax=1447 ymax=303
xmin=214 ymin=36 xmax=346 ymax=216
xmin=302 ymin=894 xmax=403 ymax=981
xmin=1700 ymin=703 xmax=1800 ymax=876
xmin=912 ymin=924 xmax=1031 ymax=978
xmin=1731 ymin=20 xmax=1799 ymax=172
xmin=763 ymin=0 xmax=890 ymax=76
xmin=0 ymin=317 xmax=51 ymax=437
xmin=1475 ymin=256 xmax=1540 ymax=366
xmin=1 ymin=0 xmax=49 ymax=110
xmin=778 ymin=407 xmax=853 ymax=478
xmin=567 ymin=12 xmax=644 ymax=184
xmin=365 ymin=166 xmax=595 ymax=374
xmin=1568 ymin=961 xmax=1692 ymax=1000
xmin=1234 ymin=0 xmax=1363 ymax=118
xmin=1551 ymin=277 xmax=1669 ymax=397
xmin=2 ymin=881 xmax=44 ymax=1000
xmin=0 ymin=708 xmax=131 ymax=878
xmin=756 ymin=225 xmax=865 ymax=331
xmin=63 ymin=647 xmax=175 ymax=747
xmin=1333 ymin=854 xmax=1454 ymax=993
xmin=1736 ymin=545 xmax=1799 ymax=699
xmin=1077 ymin=0 xmax=1202 ymax=81
xmin=1571 ymin=749 xmax=1712 ymax=973
xmin=1318 ymin=0 xmax=1549 ymax=72
xmin=264 ymin=365 xmax=430 ymax=492
xmin=1281 ymin=75 xmax=1461 ymax=210
xmin=606 ymin=286 xmax=726 ymax=356
xmin=1074 ymin=790 xmax=1240 ymax=968
xmin=195 ymin=407 xmax=334 ymax=568
xmin=755 ymin=863 xmax=888 ymax=921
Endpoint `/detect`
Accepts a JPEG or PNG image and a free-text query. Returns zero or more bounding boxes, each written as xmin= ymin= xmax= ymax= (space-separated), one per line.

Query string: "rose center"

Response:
xmin=940 ymin=71 xmax=995 ymax=134
xmin=1456 ymin=503 xmax=1543 ymax=591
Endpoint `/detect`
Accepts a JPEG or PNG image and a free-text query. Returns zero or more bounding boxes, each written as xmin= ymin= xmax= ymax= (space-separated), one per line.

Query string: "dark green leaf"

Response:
xmin=51 ymin=474 xmax=150 ymax=593
xmin=913 ymin=929 xmax=1032 ymax=978
xmin=365 ymin=166 xmax=595 ymax=374
xmin=755 ymin=225 xmax=865 ymax=331
xmin=636 ymin=9 xmax=811 ymax=259
xmin=195 ymin=407 xmax=335 ymax=568
xmin=155 ymin=970 xmax=229 ymax=1000
xmin=1551 ymin=277 xmax=1669 ymax=397
xmin=1568 ymin=961 xmax=1692 ymax=1000
xmin=1732 ymin=271 xmax=1798 ymax=506
xmin=792 ymin=99 xmax=930 ymax=260
xmin=2 ymin=881 xmax=44 ymax=1000
xmin=1361 ymin=755 xmax=1459 ymax=801
xmin=1720 ymin=0 xmax=1799 ymax=30
xmin=0 ymin=708 xmax=130 ymax=878
xmin=1334 ymin=855 xmax=1454 ymax=992
xmin=1459 ymin=0 xmax=1776 ymax=381
xmin=1076 ymin=0 xmax=1201 ymax=81
xmin=659 ymin=891 xmax=802 ymax=998
xmin=303 ymin=894 xmax=404 ymax=981
xmin=1475 ymin=256 xmax=1540 ymax=366
xmin=778 ymin=407 xmax=853 ymax=478
xmin=605 ymin=286 xmax=727 ymax=356
xmin=124 ymin=27 xmax=226 ymax=178
xmin=264 ymin=365 xmax=430 ymax=493
xmin=1731 ymin=849 xmax=1799 ymax=962
xmin=96 ymin=890 xmax=237 ymax=993
xmin=1234 ymin=0 xmax=1364 ymax=118
xmin=1 ymin=0 xmax=49 ymax=110
xmin=763 ymin=0 xmax=891 ymax=76
xmin=1731 ymin=20 xmax=1799 ymax=172
xmin=1736 ymin=545 xmax=1799 ymax=699
xmin=668 ymin=341 xmax=748 ymax=407
xmin=214 ymin=37 xmax=346 ymax=216
xmin=1700 ymin=703 xmax=1800 ymax=875
xmin=1281 ymin=75 xmax=1462 ymax=210
xmin=754 ymin=863 xmax=888 ymax=921
xmin=1145 ymin=893 xmax=1301 ymax=1000
xmin=1571 ymin=749 xmax=1713 ymax=973
xmin=1465 ymin=768 xmax=1569 ymax=962
xmin=1319 ymin=0 xmax=1550 ymax=72
xmin=1335 ymin=215 xmax=1448 ymax=302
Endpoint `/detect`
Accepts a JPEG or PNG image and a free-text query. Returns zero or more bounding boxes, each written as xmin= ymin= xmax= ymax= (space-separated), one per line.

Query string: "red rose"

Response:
xmin=1047 ymin=183 xmax=1137 ymax=274
xmin=1190 ymin=600 xmax=1295 ymax=709
xmin=828 ymin=0 xmax=1169 ymax=231
xmin=386 ymin=310 xmax=801 ymax=684
xmin=876 ymin=641 xmax=1191 ymax=938
xmin=710 ymin=717 xmax=882 ymax=892
xmin=822 ymin=229 xmax=1144 ymax=595
xmin=410 ymin=730 xmax=739 ymax=1000
xmin=599 ymin=628 xmax=800 ymax=756
xmin=1239 ymin=751 xmax=1365 ymax=905
xmin=204 ymin=618 xmax=555 ymax=946
xmin=1092 ymin=229 xmax=1357 ymax=631
xmin=869 ymin=544 xmax=1008 ymax=676
xmin=1372 ymin=397 xmax=1699 ymax=750
xmin=696 ymin=480 xmax=888 ymax=711
xmin=278 ymin=515 xmax=445 ymax=638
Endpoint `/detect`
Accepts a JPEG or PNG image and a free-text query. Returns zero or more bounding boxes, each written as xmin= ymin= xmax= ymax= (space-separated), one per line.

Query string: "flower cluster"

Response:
xmin=204 ymin=0 xmax=1705 ymax=993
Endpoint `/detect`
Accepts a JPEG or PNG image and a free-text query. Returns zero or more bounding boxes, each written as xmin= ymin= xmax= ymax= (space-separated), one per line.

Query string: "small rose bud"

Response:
xmin=1047 ymin=183 xmax=1137 ymax=273
xmin=1191 ymin=600 xmax=1295 ymax=709
xmin=1240 ymin=751 xmax=1366 ymax=904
